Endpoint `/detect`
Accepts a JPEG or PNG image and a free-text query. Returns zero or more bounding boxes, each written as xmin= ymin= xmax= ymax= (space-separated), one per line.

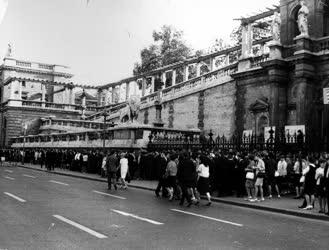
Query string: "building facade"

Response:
xmin=2 ymin=0 xmax=329 ymax=150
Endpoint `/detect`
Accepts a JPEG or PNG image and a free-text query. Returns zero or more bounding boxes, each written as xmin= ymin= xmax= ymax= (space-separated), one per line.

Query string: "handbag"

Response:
xmin=246 ymin=172 xmax=255 ymax=180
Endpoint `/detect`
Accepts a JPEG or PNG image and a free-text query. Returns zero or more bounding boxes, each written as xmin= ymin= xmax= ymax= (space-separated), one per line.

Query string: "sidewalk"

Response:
xmin=8 ymin=162 xmax=329 ymax=222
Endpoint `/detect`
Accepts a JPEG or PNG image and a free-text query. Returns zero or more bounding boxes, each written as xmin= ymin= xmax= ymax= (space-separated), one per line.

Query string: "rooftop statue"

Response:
xmin=6 ymin=43 xmax=12 ymax=57
xmin=119 ymin=95 xmax=140 ymax=124
xmin=297 ymin=0 xmax=309 ymax=37
xmin=272 ymin=11 xmax=281 ymax=43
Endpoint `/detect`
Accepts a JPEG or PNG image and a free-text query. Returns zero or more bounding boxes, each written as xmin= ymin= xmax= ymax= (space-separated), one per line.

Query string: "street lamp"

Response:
xmin=22 ymin=123 xmax=27 ymax=165
xmin=101 ymin=108 xmax=108 ymax=153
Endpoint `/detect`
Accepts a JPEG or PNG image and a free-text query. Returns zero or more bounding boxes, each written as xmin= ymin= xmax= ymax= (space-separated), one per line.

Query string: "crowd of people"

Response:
xmin=1 ymin=148 xmax=329 ymax=214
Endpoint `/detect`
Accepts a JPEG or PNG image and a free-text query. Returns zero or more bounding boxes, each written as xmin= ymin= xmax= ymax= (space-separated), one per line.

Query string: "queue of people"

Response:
xmin=1 ymin=148 xmax=329 ymax=215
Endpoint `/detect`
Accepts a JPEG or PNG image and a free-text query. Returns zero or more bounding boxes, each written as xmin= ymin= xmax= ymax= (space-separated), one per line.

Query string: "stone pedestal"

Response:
xmin=268 ymin=41 xmax=283 ymax=59
xmin=294 ymin=35 xmax=312 ymax=54
xmin=238 ymin=57 xmax=252 ymax=72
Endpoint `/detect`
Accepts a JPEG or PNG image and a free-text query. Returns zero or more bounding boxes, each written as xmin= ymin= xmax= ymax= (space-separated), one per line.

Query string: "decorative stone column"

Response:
xmin=140 ymin=78 xmax=146 ymax=97
xmin=172 ymin=70 xmax=176 ymax=86
xmin=238 ymin=23 xmax=253 ymax=72
xmin=41 ymin=83 xmax=46 ymax=107
xmin=151 ymin=76 xmax=155 ymax=93
xmin=209 ymin=57 xmax=214 ymax=71
xmin=162 ymin=72 xmax=166 ymax=89
xmin=126 ymin=82 xmax=130 ymax=100
xmin=196 ymin=63 xmax=201 ymax=77
xmin=184 ymin=65 xmax=189 ymax=81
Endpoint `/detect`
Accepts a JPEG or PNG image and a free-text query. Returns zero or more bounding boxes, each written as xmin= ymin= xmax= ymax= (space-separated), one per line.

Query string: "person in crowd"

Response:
xmin=264 ymin=152 xmax=277 ymax=199
xmin=275 ymin=155 xmax=287 ymax=198
xmin=155 ymin=152 xmax=168 ymax=197
xmin=315 ymin=159 xmax=326 ymax=213
xmin=165 ymin=154 xmax=178 ymax=201
xmin=119 ymin=152 xmax=129 ymax=190
xmin=82 ymin=151 xmax=88 ymax=173
xmin=196 ymin=155 xmax=212 ymax=206
xmin=177 ymin=152 xmax=196 ymax=207
xmin=245 ymin=154 xmax=256 ymax=202
xmin=302 ymin=157 xmax=316 ymax=210
xmin=293 ymin=154 xmax=307 ymax=199
xmin=254 ymin=154 xmax=266 ymax=201
xmin=106 ymin=151 xmax=119 ymax=190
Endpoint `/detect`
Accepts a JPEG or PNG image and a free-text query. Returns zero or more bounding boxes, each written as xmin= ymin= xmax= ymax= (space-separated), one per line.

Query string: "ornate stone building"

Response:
xmin=3 ymin=0 xmax=329 ymax=150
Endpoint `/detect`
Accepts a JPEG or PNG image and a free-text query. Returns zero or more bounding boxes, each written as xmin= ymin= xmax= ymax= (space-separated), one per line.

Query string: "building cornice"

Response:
xmin=0 ymin=65 xmax=73 ymax=78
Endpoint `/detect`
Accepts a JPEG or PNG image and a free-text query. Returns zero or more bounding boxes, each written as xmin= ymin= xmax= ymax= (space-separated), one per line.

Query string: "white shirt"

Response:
xmin=315 ymin=167 xmax=324 ymax=185
xmin=277 ymin=160 xmax=287 ymax=176
xmin=197 ymin=164 xmax=209 ymax=178
xmin=83 ymin=155 xmax=88 ymax=162
xmin=120 ymin=158 xmax=128 ymax=169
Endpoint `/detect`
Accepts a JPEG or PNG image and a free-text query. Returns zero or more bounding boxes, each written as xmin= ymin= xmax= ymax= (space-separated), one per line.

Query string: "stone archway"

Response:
xmin=289 ymin=4 xmax=302 ymax=41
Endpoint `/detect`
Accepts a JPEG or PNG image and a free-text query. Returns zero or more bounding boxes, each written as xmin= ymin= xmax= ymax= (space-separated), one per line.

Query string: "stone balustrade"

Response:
xmin=250 ymin=54 xmax=270 ymax=68
xmin=314 ymin=36 xmax=329 ymax=53
xmin=40 ymin=118 xmax=112 ymax=131
xmin=3 ymin=57 xmax=70 ymax=74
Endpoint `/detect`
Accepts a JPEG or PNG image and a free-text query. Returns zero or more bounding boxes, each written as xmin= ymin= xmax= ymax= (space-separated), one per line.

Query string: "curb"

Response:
xmin=17 ymin=164 xmax=329 ymax=222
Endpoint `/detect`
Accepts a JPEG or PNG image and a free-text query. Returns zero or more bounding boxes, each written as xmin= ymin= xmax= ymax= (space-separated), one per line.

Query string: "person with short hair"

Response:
xmin=303 ymin=157 xmax=316 ymax=210
xmin=245 ymin=155 xmax=256 ymax=202
xmin=196 ymin=155 xmax=212 ymax=206
xmin=106 ymin=151 xmax=119 ymax=190
xmin=254 ymin=154 xmax=266 ymax=201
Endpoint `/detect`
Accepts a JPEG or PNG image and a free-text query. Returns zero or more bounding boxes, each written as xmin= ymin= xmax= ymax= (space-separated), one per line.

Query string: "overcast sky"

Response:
xmin=0 ymin=0 xmax=278 ymax=85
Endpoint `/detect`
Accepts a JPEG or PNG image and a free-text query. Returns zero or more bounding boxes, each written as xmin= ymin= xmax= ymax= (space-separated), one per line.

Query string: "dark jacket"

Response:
xmin=106 ymin=154 xmax=118 ymax=173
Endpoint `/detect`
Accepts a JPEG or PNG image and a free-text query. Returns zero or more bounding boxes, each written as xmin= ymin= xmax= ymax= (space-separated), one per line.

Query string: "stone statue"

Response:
xmin=297 ymin=0 xmax=309 ymax=37
xmin=272 ymin=11 xmax=281 ymax=42
xmin=119 ymin=95 xmax=140 ymax=123
xmin=6 ymin=43 xmax=12 ymax=57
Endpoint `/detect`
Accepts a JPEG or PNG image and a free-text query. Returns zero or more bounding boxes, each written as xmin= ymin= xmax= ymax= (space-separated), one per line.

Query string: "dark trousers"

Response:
xmin=179 ymin=182 xmax=192 ymax=205
xmin=155 ymin=178 xmax=167 ymax=196
xmin=107 ymin=172 xmax=117 ymax=189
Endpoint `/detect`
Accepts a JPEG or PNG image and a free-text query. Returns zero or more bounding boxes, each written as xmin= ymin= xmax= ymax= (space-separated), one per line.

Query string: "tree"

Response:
xmin=133 ymin=25 xmax=192 ymax=76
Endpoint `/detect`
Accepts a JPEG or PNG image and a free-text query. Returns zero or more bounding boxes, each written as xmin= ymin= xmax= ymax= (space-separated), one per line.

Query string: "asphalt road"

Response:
xmin=0 ymin=166 xmax=328 ymax=250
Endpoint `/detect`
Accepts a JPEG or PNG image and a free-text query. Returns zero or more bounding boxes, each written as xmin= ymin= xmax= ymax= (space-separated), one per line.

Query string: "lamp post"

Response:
xmin=22 ymin=123 xmax=27 ymax=165
xmin=101 ymin=108 xmax=108 ymax=153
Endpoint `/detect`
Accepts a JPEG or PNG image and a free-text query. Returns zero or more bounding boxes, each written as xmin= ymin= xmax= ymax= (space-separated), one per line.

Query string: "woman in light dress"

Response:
xmin=119 ymin=153 xmax=129 ymax=189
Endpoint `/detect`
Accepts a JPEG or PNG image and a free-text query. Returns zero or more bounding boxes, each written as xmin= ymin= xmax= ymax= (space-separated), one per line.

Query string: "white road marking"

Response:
xmin=4 ymin=192 xmax=26 ymax=203
xmin=4 ymin=176 xmax=15 ymax=180
xmin=49 ymin=180 xmax=69 ymax=186
xmin=53 ymin=215 xmax=107 ymax=239
xmin=23 ymin=174 xmax=36 ymax=178
xmin=111 ymin=209 xmax=163 ymax=225
xmin=4 ymin=170 xmax=13 ymax=173
xmin=171 ymin=209 xmax=243 ymax=227
xmin=93 ymin=190 xmax=126 ymax=200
